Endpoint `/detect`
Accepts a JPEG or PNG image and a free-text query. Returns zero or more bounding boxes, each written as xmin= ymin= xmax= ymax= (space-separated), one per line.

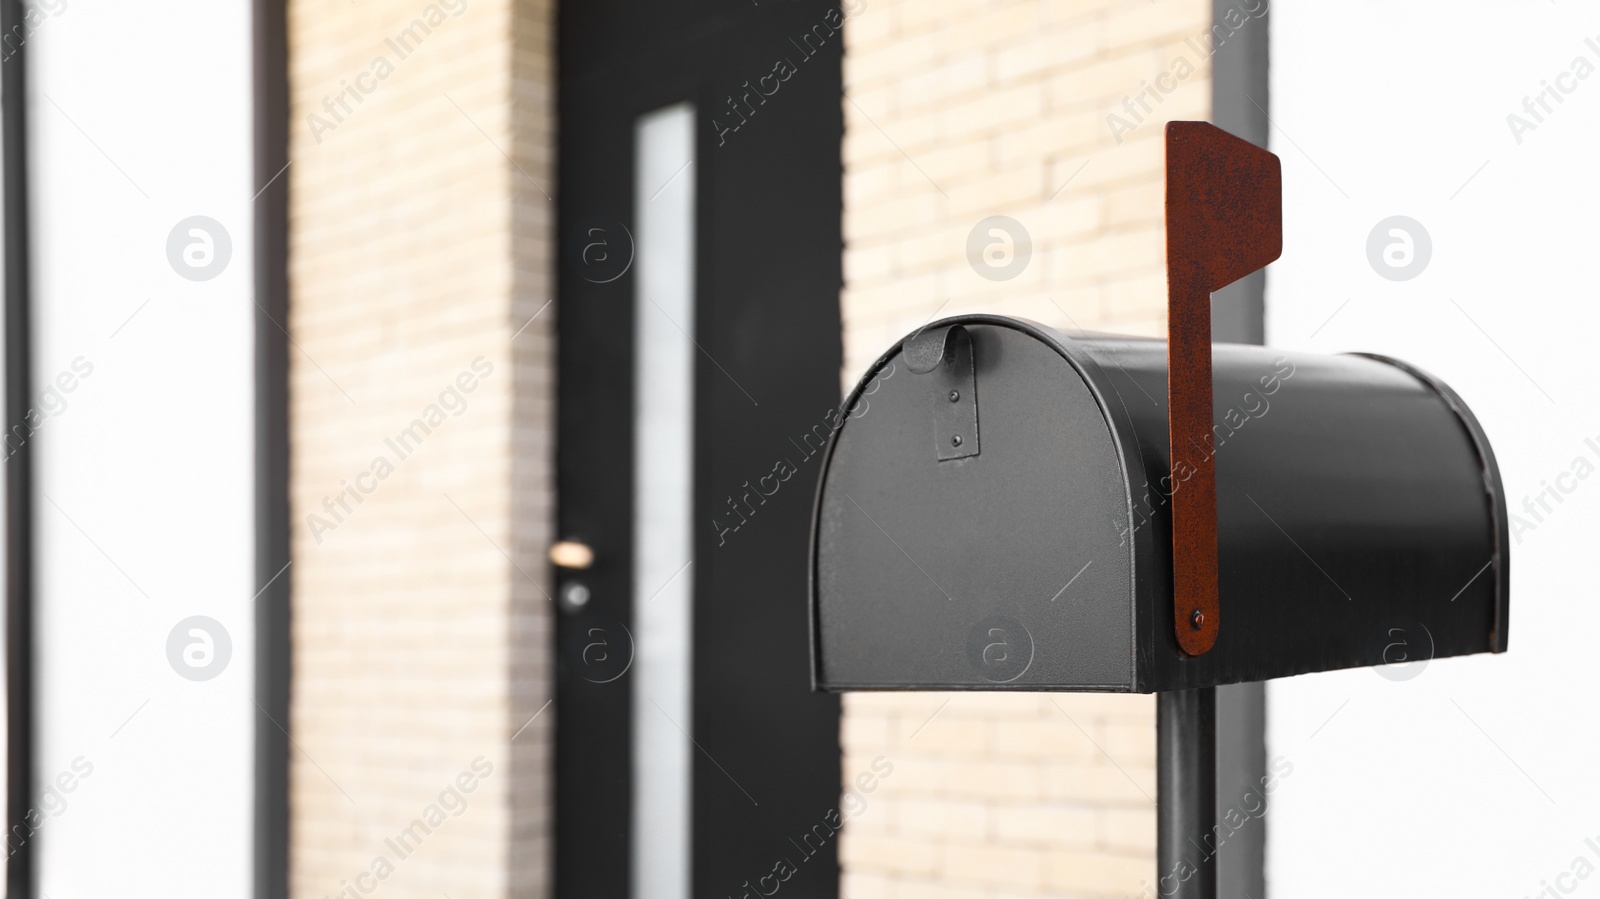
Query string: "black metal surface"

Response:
xmin=811 ymin=315 xmax=1508 ymax=692
xmin=557 ymin=2 xmax=843 ymax=896
xmin=3 ymin=0 xmax=35 ymax=892
xmin=553 ymin=55 xmax=635 ymax=897
xmin=1159 ymin=687 xmax=1217 ymax=899
xmin=815 ymin=320 xmax=1136 ymax=690
xmin=252 ymin=0 xmax=292 ymax=893
xmin=903 ymin=323 xmax=958 ymax=374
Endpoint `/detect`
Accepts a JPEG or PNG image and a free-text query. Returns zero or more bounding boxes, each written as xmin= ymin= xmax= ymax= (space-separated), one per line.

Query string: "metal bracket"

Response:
xmin=903 ymin=324 xmax=980 ymax=461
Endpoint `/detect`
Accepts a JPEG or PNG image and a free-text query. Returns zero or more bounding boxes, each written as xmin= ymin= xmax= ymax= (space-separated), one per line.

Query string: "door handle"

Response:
xmin=549 ymin=539 xmax=595 ymax=570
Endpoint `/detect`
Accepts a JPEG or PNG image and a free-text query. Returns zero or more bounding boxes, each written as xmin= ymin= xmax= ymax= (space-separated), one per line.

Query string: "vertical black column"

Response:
xmin=1213 ymin=676 xmax=1265 ymax=895
xmin=1158 ymin=687 xmax=1217 ymax=899
xmin=1 ymin=3 xmax=32 ymax=889
xmin=1210 ymin=0 xmax=1270 ymax=345
xmin=252 ymin=0 xmax=291 ymax=895
xmin=1 ymin=0 xmax=32 ymax=894
xmin=1209 ymin=2 xmax=1271 ymax=895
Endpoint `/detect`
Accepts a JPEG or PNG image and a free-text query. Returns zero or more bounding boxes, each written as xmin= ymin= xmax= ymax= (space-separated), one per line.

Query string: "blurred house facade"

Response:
xmin=282 ymin=0 xmax=1221 ymax=897
xmin=15 ymin=1 xmax=1591 ymax=897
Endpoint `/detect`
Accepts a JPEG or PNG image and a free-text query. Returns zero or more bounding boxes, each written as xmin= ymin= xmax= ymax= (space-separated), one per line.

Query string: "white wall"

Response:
xmin=1267 ymin=2 xmax=1600 ymax=894
xmin=29 ymin=0 xmax=256 ymax=895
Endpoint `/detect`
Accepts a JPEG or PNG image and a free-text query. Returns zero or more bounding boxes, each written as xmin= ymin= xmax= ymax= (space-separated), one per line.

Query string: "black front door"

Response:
xmin=555 ymin=2 xmax=845 ymax=896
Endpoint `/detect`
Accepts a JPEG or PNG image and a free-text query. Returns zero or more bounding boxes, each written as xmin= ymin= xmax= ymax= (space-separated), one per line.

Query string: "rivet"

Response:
xmin=1190 ymin=609 xmax=1204 ymax=630
xmin=948 ymin=390 xmax=960 ymax=403
xmin=951 ymin=435 xmax=963 ymax=447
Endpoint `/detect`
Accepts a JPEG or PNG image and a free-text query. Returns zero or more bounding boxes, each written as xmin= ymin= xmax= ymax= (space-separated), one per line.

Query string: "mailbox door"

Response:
xmin=812 ymin=320 xmax=1149 ymax=691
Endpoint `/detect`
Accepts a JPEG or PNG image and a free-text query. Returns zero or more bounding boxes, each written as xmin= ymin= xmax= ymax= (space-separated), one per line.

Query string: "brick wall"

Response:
xmin=286 ymin=0 xmax=554 ymax=896
xmin=839 ymin=0 xmax=1210 ymax=895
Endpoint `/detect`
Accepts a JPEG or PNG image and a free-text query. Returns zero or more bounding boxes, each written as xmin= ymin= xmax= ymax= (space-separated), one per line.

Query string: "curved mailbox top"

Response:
xmin=809 ymin=315 xmax=1508 ymax=693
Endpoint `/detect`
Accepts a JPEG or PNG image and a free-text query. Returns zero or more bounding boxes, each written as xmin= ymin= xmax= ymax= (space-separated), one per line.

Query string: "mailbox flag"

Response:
xmin=1165 ymin=121 xmax=1283 ymax=656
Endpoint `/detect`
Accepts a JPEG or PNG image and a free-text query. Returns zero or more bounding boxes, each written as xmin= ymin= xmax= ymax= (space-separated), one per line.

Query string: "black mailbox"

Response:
xmin=806 ymin=120 xmax=1511 ymax=899
xmin=808 ymin=123 xmax=1508 ymax=695
xmin=808 ymin=316 xmax=1507 ymax=691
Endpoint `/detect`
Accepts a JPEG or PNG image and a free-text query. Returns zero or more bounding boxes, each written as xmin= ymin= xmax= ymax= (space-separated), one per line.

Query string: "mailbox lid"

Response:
xmin=810 ymin=317 xmax=1146 ymax=691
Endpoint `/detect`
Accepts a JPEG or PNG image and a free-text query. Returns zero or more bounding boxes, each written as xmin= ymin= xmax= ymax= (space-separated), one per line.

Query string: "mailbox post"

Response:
xmin=1159 ymin=687 xmax=1215 ymax=895
xmin=808 ymin=123 xmax=1509 ymax=898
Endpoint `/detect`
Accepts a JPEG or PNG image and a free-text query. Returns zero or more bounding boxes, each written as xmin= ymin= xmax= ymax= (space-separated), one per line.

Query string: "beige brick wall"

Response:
xmin=840 ymin=0 xmax=1210 ymax=895
xmin=286 ymin=0 xmax=554 ymax=896
xmin=842 ymin=694 xmax=1158 ymax=898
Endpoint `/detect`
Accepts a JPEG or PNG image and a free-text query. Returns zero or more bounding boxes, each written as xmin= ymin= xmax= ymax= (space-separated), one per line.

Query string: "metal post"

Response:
xmin=3 ymin=0 xmax=36 ymax=895
xmin=1158 ymin=686 xmax=1217 ymax=899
